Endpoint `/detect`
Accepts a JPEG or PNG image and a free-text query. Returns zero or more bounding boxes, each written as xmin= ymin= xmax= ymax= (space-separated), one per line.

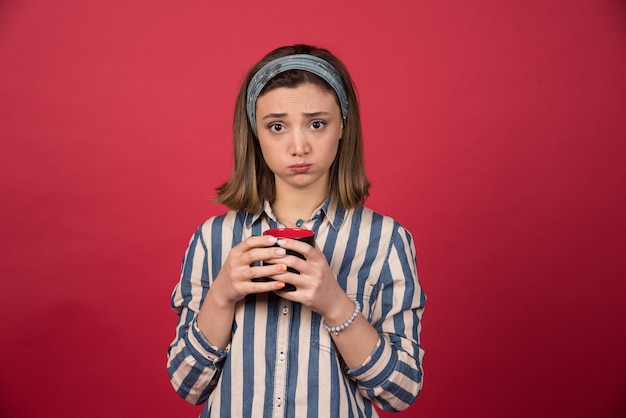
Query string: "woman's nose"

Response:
xmin=289 ymin=129 xmax=310 ymax=156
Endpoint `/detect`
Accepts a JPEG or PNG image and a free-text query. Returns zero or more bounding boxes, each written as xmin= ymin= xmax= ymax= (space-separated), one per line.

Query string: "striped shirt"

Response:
xmin=167 ymin=199 xmax=426 ymax=417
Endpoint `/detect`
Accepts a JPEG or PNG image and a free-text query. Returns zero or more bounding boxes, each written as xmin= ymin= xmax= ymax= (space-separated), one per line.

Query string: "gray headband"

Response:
xmin=246 ymin=54 xmax=349 ymax=136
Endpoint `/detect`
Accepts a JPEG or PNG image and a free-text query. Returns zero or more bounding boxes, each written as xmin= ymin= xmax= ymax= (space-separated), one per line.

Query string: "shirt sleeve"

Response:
xmin=346 ymin=222 xmax=426 ymax=412
xmin=166 ymin=223 xmax=229 ymax=405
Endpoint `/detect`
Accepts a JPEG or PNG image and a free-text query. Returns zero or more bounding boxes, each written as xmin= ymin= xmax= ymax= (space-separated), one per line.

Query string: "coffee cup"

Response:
xmin=253 ymin=227 xmax=315 ymax=291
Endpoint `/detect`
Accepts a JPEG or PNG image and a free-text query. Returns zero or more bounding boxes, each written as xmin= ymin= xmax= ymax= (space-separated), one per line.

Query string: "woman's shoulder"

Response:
xmin=355 ymin=206 xmax=418 ymax=269
xmin=355 ymin=205 xmax=415 ymax=244
xmin=196 ymin=209 xmax=250 ymax=235
xmin=358 ymin=205 xmax=407 ymax=230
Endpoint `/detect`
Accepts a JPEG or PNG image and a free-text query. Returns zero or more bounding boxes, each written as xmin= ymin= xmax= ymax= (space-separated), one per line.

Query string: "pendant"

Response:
xmin=296 ymin=219 xmax=304 ymax=227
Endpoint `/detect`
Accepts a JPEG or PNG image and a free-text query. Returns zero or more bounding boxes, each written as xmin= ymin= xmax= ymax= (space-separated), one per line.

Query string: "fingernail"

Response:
xmin=275 ymin=248 xmax=286 ymax=256
xmin=277 ymin=264 xmax=287 ymax=273
xmin=267 ymin=236 xmax=278 ymax=244
xmin=276 ymin=281 xmax=286 ymax=289
xmin=277 ymin=239 xmax=287 ymax=246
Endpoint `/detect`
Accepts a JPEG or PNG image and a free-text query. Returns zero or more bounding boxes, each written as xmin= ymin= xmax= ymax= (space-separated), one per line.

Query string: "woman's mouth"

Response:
xmin=289 ymin=163 xmax=312 ymax=174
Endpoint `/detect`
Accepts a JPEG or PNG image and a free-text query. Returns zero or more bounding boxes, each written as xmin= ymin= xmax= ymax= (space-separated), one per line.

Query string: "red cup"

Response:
xmin=253 ymin=228 xmax=315 ymax=291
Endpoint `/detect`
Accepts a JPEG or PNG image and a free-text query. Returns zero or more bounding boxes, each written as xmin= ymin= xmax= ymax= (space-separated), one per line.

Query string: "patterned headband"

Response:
xmin=246 ymin=54 xmax=349 ymax=136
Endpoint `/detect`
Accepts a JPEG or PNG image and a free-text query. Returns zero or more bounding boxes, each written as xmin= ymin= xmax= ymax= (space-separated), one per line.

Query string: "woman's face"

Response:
xmin=255 ymin=82 xmax=343 ymax=196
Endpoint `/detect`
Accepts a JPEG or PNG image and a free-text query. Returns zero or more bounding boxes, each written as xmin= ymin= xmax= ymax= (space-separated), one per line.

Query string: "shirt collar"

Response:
xmin=244 ymin=197 xmax=347 ymax=231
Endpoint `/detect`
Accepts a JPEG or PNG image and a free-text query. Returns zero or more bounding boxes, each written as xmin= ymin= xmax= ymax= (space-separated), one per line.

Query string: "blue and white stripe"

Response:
xmin=167 ymin=200 xmax=426 ymax=417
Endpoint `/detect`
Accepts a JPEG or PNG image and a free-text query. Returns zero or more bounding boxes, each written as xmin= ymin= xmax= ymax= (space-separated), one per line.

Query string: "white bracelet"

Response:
xmin=323 ymin=300 xmax=361 ymax=336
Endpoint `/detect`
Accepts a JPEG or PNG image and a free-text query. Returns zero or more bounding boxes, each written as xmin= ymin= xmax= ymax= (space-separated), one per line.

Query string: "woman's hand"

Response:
xmin=211 ymin=235 xmax=290 ymax=305
xmin=265 ymin=238 xmax=354 ymax=322
xmin=196 ymin=234 xmax=288 ymax=349
xmin=266 ymin=238 xmax=380 ymax=369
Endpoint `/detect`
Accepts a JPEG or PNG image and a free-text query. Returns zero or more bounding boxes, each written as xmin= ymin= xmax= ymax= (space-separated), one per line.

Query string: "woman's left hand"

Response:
xmin=265 ymin=238 xmax=354 ymax=321
xmin=267 ymin=237 xmax=381 ymax=370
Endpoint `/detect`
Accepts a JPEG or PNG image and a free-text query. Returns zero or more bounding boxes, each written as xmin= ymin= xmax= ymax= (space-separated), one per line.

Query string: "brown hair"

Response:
xmin=215 ymin=44 xmax=370 ymax=212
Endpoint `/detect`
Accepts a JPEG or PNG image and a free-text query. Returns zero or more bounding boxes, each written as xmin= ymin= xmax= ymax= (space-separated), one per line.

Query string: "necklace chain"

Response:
xmin=272 ymin=207 xmax=307 ymax=228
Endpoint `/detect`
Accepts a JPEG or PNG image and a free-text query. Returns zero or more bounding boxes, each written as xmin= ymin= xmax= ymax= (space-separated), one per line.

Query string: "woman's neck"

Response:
xmin=272 ymin=186 xmax=328 ymax=228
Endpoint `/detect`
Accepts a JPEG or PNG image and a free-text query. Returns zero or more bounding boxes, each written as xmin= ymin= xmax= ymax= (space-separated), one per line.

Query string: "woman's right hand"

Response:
xmin=210 ymin=235 xmax=289 ymax=306
xmin=196 ymin=235 xmax=288 ymax=349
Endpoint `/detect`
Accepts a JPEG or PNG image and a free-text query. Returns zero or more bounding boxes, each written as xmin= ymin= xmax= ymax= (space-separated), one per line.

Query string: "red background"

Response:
xmin=1 ymin=0 xmax=625 ymax=417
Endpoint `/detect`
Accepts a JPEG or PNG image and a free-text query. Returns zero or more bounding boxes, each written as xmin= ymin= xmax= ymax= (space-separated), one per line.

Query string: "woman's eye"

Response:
xmin=268 ymin=123 xmax=283 ymax=132
xmin=311 ymin=120 xmax=326 ymax=130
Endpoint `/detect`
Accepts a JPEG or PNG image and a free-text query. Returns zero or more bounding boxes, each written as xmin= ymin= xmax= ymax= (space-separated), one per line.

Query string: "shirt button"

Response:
xmin=277 ymin=397 xmax=282 ymax=407
xmin=279 ymin=352 xmax=285 ymax=361
xmin=282 ymin=306 xmax=288 ymax=315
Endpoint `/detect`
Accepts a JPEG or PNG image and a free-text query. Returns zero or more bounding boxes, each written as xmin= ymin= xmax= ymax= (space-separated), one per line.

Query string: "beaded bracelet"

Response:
xmin=323 ymin=300 xmax=361 ymax=336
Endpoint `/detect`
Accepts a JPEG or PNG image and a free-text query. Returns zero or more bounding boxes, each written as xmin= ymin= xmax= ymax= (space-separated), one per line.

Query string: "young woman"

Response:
xmin=167 ymin=44 xmax=426 ymax=417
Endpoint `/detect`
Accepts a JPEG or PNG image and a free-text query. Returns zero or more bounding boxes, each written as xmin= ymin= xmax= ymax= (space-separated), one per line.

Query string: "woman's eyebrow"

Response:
xmin=302 ymin=111 xmax=331 ymax=117
xmin=261 ymin=111 xmax=331 ymax=120
xmin=261 ymin=113 xmax=287 ymax=120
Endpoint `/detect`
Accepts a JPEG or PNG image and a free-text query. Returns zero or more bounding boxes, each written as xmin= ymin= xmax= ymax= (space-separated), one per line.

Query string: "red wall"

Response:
xmin=1 ymin=0 xmax=625 ymax=417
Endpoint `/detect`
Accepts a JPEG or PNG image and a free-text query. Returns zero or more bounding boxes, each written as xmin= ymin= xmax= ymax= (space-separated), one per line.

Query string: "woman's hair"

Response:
xmin=215 ymin=44 xmax=370 ymax=212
